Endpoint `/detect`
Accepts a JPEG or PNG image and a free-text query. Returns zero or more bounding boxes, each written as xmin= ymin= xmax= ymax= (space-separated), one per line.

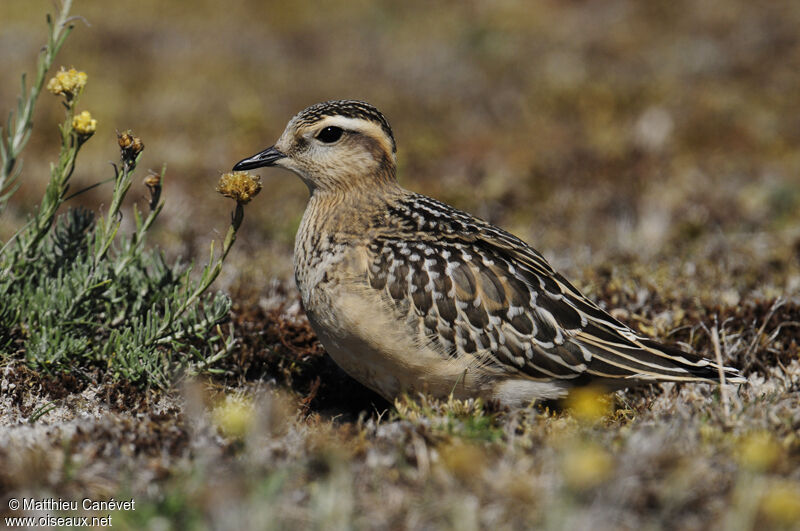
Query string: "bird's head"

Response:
xmin=233 ymin=100 xmax=398 ymax=194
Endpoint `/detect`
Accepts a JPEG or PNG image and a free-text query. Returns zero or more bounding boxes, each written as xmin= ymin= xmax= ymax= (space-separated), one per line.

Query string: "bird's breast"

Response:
xmin=293 ymin=208 xmax=368 ymax=317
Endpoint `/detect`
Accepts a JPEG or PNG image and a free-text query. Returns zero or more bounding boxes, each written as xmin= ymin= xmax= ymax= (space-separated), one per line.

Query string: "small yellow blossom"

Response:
xmin=71 ymin=110 xmax=97 ymax=136
xmin=736 ymin=431 xmax=782 ymax=472
xmin=760 ymin=481 xmax=800 ymax=526
xmin=562 ymin=442 xmax=613 ymax=490
xmin=216 ymin=171 xmax=262 ymax=204
xmin=46 ymin=67 xmax=87 ymax=98
xmin=212 ymin=396 xmax=255 ymax=439
xmin=565 ymin=386 xmax=611 ymax=422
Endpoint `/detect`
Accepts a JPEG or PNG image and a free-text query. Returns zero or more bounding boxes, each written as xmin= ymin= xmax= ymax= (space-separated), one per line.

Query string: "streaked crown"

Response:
xmin=292 ymin=100 xmax=396 ymax=154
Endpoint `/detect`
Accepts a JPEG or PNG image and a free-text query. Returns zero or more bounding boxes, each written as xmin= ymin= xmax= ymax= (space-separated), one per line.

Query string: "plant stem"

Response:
xmin=0 ymin=0 xmax=75 ymax=210
xmin=149 ymin=202 xmax=242 ymax=345
xmin=20 ymin=112 xmax=81 ymax=259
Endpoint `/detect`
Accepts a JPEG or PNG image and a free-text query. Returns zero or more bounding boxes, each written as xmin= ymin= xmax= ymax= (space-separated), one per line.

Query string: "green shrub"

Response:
xmin=0 ymin=0 xmax=257 ymax=388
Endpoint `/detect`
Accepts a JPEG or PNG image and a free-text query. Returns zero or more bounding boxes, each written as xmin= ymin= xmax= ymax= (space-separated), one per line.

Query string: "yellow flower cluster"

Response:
xmin=46 ymin=67 xmax=87 ymax=98
xmin=216 ymin=171 xmax=262 ymax=204
xmin=72 ymin=111 xmax=97 ymax=136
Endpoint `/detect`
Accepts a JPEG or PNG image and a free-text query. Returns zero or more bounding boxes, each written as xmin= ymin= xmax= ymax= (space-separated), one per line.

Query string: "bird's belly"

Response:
xmin=303 ymin=285 xmax=490 ymax=402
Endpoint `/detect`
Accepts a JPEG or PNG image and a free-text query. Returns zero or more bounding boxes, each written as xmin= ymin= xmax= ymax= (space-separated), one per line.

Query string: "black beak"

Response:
xmin=232 ymin=146 xmax=286 ymax=171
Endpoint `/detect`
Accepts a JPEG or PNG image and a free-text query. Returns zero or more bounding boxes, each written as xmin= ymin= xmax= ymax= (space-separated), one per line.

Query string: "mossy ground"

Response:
xmin=1 ymin=1 xmax=799 ymax=529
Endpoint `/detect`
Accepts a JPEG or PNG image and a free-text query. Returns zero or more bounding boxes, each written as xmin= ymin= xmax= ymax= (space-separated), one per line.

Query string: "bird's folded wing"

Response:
xmin=366 ymin=195 xmax=743 ymax=383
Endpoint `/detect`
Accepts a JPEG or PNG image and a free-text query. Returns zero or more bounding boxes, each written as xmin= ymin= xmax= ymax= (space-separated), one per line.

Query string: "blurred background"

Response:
xmin=2 ymin=0 xmax=799 ymax=298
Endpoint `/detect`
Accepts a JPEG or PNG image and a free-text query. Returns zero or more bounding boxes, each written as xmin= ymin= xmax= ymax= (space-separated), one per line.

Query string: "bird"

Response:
xmin=233 ymin=100 xmax=744 ymax=407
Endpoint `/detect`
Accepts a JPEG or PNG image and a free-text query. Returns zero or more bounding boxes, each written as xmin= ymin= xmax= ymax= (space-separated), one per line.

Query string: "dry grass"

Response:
xmin=1 ymin=0 xmax=800 ymax=529
xmin=1 ymin=281 xmax=797 ymax=529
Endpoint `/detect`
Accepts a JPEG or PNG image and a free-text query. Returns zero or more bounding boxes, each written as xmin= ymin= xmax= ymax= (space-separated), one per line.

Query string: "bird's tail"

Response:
xmin=573 ymin=323 xmax=746 ymax=384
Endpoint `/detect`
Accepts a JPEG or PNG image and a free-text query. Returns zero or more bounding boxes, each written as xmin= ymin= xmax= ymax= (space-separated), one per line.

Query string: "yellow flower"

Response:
xmin=72 ymin=111 xmax=97 ymax=136
xmin=565 ymin=386 xmax=611 ymax=422
xmin=216 ymin=171 xmax=262 ymax=204
xmin=212 ymin=396 xmax=255 ymax=439
xmin=760 ymin=481 xmax=800 ymax=526
xmin=736 ymin=431 xmax=782 ymax=472
xmin=562 ymin=442 xmax=613 ymax=490
xmin=46 ymin=67 xmax=87 ymax=98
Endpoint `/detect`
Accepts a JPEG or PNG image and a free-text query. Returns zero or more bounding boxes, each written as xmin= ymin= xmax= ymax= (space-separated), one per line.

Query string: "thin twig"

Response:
xmin=710 ymin=318 xmax=730 ymax=420
xmin=765 ymin=320 xmax=800 ymax=344
xmin=744 ymin=298 xmax=785 ymax=360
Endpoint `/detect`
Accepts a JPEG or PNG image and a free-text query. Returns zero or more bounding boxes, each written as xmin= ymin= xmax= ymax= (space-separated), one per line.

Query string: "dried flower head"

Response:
xmin=117 ymin=130 xmax=144 ymax=162
xmin=71 ymin=110 xmax=97 ymax=136
xmin=144 ymin=172 xmax=162 ymax=211
xmin=216 ymin=171 xmax=262 ymax=204
xmin=46 ymin=67 xmax=87 ymax=100
xmin=144 ymin=172 xmax=162 ymax=191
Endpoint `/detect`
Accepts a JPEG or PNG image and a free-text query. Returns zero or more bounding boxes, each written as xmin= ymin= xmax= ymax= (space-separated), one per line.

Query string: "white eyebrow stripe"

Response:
xmin=313 ymin=116 xmax=395 ymax=156
xmin=315 ymin=116 xmax=378 ymax=131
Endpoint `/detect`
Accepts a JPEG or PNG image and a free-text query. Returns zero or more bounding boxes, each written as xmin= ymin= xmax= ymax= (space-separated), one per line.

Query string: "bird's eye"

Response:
xmin=316 ymin=126 xmax=344 ymax=143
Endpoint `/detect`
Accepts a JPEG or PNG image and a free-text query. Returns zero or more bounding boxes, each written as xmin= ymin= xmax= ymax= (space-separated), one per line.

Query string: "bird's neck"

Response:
xmin=295 ymin=174 xmax=406 ymax=272
xmin=303 ymin=180 xmax=402 ymax=234
xmin=301 ymin=159 xmax=399 ymax=195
